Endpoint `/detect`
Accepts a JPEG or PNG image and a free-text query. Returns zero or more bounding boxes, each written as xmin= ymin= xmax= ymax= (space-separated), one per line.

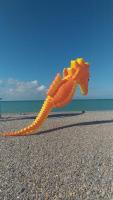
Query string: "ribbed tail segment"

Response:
xmin=1 ymin=96 xmax=53 ymax=136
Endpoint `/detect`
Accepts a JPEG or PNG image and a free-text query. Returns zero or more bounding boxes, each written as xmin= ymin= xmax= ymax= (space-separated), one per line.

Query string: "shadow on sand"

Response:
xmin=0 ymin=112 xmax=84 ymax=122
xmin=37 ymin=119 xmax=113 ymax=135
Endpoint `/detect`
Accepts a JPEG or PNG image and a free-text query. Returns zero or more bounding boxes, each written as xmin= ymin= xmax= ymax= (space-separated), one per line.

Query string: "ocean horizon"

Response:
xmin=0 ymin=99 xmax=113 ymax=113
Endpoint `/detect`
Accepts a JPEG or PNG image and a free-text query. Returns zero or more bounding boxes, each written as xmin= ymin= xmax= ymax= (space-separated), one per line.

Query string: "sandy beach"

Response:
xmin=1 ymin=111 xmax=113 ymax=199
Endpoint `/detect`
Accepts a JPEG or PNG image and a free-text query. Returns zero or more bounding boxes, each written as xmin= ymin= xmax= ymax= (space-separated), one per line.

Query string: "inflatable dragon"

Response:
xmin=1 ymin=58 xmax=90 ymax=136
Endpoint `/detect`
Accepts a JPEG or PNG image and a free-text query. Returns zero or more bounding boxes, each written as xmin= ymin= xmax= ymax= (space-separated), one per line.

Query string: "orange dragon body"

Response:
xmin=0 ymin=58 xmax=90 ymax=136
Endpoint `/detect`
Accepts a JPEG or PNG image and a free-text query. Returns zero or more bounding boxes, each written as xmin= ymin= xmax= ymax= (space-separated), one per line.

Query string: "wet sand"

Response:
xmin=1 ymin=111 xmax=113 ymax=200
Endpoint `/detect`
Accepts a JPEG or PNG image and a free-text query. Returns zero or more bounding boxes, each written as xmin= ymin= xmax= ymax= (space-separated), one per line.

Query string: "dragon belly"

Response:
xmin=53 ymin=79 xmax=75 ymax=108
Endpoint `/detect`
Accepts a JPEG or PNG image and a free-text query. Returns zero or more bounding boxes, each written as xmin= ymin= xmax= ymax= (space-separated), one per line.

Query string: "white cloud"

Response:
xmin=31 ymin=80 xmax=38 ymax=85
xmin=0 ymin=78 xmax=47 ymax=100
xmin=37 ymin=85 xmax=45 ymax=92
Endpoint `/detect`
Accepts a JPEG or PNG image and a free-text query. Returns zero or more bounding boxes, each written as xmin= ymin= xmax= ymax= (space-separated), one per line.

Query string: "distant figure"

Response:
xmin=82 ymin=110 xmax=85 ymax=114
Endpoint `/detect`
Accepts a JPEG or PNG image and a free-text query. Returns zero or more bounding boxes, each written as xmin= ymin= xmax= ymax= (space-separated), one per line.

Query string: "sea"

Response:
xmin=0 ymin=99 xmax=113 ymax=113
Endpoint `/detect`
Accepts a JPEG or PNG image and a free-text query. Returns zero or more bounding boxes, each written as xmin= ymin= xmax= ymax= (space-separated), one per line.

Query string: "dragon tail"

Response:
xmin=1 ymin=96 xmax=53 ymax=136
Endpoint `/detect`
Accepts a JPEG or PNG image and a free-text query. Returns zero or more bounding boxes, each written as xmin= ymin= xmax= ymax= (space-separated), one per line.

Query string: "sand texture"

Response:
xmin=1 ymin=111 xmax=113 ymax=199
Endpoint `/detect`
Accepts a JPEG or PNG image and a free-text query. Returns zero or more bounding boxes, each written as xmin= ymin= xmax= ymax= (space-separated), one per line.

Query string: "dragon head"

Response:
xmin=63 ymin=58 xmax=90 ymax=95
xmin=47 ymin=57 xmax=90 ymax=108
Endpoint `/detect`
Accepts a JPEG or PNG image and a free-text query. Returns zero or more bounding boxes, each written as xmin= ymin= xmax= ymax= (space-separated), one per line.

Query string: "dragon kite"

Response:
xmin=0 ymin=58 xmax=90 ymax=136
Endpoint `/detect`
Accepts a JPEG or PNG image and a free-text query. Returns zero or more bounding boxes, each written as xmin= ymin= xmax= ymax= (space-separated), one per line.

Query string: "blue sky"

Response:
xmin=0 ymin=0 xmax=113 ymax=100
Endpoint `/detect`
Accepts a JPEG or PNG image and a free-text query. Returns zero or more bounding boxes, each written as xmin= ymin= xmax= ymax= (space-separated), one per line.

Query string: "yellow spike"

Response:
xmin=70 ymin=60 xmax=75 ymax=68
xmin=77 ymin=58 xmax=85 ymax=65
xmin=67 ymin=68 xmax=72 ymax=76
